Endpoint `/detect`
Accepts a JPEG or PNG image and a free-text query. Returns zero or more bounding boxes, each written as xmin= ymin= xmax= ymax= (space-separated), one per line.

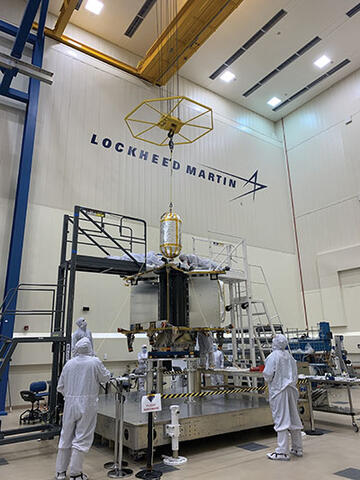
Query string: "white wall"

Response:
xmin=282 ymin=66 xmax=360 ymax=356
xmin=0 ymin=0 xmax=303 ymax=405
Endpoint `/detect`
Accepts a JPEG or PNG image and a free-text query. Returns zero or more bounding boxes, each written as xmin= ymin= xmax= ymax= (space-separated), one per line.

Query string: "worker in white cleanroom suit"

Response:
xmin=71 ymin=317 xmax=94 ymax=356
xmin=263 ymin=334 xmax=303 ymax=461
xmin=197 ymin=332 xmax=214 ymax=369
xmin=211 ymin=344 xmax=225 ymax=386
xmin=136 ymin=344 xmax=148 ymax=390
xmin=55 ymin=337 xmax=111 ymax=480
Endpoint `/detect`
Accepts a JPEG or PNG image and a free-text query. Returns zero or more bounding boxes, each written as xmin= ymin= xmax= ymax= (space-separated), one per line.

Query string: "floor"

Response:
xmin=1 ymin=396 xmax=360 ymax=480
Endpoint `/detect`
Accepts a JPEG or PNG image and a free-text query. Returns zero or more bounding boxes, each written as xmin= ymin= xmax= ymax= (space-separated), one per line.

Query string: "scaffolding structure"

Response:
xmin=0 ymin=205 xmax=147 ymax=444
xmin=0 ymin=0 xmax=52 ymax=415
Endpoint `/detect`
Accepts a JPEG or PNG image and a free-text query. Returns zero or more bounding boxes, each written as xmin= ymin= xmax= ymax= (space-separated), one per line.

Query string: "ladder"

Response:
xmin=251 ymin=300 xmax=283 ymax=363
xmin=191 ymin=235 xmax=284 ymax=367
xmin=227 ymin=292 xmax=283 ymax=366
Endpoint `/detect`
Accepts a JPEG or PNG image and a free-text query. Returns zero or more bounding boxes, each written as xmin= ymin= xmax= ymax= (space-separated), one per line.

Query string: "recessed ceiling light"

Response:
xmin=267 ymin=96 xmax=281 ymax=107
xmin=85 ymin=0 xmax=104 ymax=15
xmin=314 ymin=55 xmax=331 ymax=69
xmin=220 ymin=71 xmax=236 ymax=82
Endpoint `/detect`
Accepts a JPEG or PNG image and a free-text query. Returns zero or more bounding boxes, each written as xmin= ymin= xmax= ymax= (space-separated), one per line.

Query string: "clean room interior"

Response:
xmin=1 ymin=1 xmax=360 ymax=479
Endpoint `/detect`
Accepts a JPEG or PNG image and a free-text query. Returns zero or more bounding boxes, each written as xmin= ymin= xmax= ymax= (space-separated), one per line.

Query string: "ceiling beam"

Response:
xmin=40 ymin=26 xmax=140 ymax=79
xmin=53 ymin=0 xmax=79 ymax=36
xmin=138 ymin=0 xmax=245 ymax=85
xmin=34 ymin=0 xmax=244 ymax=86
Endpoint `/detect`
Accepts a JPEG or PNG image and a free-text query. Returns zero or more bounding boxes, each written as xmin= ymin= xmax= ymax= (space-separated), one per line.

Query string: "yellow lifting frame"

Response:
xmin=124 ymin=95 xmax=214 ymax=146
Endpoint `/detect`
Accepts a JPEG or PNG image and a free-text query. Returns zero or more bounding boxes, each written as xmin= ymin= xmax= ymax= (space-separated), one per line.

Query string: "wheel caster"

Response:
xmin=352 ymin=423 xmax=359 ymax=433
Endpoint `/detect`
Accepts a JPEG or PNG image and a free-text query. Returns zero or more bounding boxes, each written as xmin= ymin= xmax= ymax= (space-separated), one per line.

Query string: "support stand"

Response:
xmin=163 ymin=405 xmax=187 ymax=466
xmin=304 ymin=378 xmax=324 ymax=436
xmin=104 ymin=378 xmax=133 ymax=478
xmin=185 ymin=358 xmax=197 ymax=404
xmin=136 ymin=412 xmax=162 ymax=480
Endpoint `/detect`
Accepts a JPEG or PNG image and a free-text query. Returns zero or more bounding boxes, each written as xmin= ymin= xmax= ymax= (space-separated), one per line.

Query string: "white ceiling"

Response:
xmin=180 ymin=0 xmax=360 ymax=121
xmin=48 ymin=0 xmax=186 ymax=57
xmin=47 ymin=0 xmax=360 ymax=121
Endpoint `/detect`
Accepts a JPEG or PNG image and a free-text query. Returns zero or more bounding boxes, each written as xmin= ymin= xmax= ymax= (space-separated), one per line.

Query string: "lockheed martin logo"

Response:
xmin=200 ymin=165 xmax=267 ymax=201
xmin=90 ymin=133 xmax=268 ymax=201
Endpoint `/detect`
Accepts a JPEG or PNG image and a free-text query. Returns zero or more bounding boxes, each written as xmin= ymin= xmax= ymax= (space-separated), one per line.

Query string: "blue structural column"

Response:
xmin=0 ymin=0 xmax=42 ymax=95
xmin=0 ymin=0 xmax=49 ymax=414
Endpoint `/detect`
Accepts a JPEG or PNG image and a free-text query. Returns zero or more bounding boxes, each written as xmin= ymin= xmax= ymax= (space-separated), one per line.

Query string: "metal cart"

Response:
xmin=304 ymin=376 xmax=360 ymax=432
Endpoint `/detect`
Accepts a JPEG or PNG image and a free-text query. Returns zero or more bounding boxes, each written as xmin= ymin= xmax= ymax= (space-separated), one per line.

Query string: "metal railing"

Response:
xmin=65 ymin=206 xmax=147 ymax=268
xmin=0 ymin=283 xmax=60 ymax=334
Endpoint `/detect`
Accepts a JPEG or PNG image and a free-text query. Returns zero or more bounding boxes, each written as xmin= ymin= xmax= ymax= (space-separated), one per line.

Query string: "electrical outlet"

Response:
xmin=103 ymin=353 xmax=108 ymax=360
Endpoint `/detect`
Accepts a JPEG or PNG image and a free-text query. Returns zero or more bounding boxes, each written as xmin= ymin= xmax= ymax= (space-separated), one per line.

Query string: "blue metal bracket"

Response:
xmin=0 ymin=68 xmax=19 ymax=96
xmin=0 ymin=0 xmax=49 ymax=415
xmin=0 ymin=19 xmax=37 ymax=45
xmin=11 ymin=0 xmax=42 ymax=59
xmin=0 ymin=0 xmax=42 ymax=95
xmin=0 ymin=86 xmax=28 ymax=103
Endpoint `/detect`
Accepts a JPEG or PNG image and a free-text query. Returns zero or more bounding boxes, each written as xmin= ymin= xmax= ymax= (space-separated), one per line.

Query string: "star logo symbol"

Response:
xmin=230 ymin=169 xmax=267 ymax=201
xmin=200 ymin=165 xmax=267 ymax=201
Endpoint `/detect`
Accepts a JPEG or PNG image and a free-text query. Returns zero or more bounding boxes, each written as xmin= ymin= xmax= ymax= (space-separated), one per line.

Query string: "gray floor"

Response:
xmin=1 ymin=388 xmax=360 ymax=479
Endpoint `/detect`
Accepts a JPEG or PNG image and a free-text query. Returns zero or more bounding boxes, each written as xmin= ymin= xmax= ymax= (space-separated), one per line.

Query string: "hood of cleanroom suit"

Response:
xmin=213 ymin=349 xmax=224 ymax=369
xmin=263 ymin=334 xmax=298 ymax=400
xmin=76 ymin=317 xmax=87 ymax=329
xmin=71 ymin=320 xmax=94 ymax=356
xmin=271 ymin=334 xmax=288 ymax=351
xmin=73 ymin=337 xmax=92 ymax=356
xmin=138 ymin=350 xmax=148 ymax=360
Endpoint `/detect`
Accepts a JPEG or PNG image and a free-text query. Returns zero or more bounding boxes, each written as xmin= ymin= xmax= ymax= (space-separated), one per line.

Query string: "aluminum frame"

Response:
xmin=50 ymin=206 xmax=147 ymax=421
xmin=0 ymin=205 xmax=147 ymax=444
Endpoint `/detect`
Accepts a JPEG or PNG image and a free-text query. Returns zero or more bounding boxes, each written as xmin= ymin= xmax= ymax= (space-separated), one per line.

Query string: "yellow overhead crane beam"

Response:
xmin=137 ymin=0 xmax=244 ymax=84
xmin=34 ymin=0 xmax=244 ymax=86
xmin=53 ymin=0 xmax=79 ymax=36
xmin=39 ymin=26 xmax=141 ymax=79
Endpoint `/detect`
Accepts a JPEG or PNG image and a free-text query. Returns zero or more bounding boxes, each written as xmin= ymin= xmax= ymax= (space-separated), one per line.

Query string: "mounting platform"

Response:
xmin=95 ymin=391 xmax=273 ymax=455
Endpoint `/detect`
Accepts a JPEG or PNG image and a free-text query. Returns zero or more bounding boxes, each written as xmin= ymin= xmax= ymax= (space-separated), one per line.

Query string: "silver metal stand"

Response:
xmin=104 ymin=378 xmax=133 ymax=478
xmin=146 ymin=361 xmax=154 ymax=394
xmin=304 ymin=378 xmax=323 ymax=436
xmin=156 ymin=361 xmax=164 ymax=395
xmin=185 ymin=358 xmax=200 ymax=399
xmin=135 ymin=411 xmax=162 ymax=480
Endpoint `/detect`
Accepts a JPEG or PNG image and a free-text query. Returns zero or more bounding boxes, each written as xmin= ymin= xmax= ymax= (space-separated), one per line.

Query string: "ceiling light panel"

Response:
xmin=272 ymin=58 xmax=351 ymax=111
xmin=243 ymin=36 xmax=321 ymax=97
xmin=85 ymin=0 xmax=103 ymax=15
xmin=267 ymin=96 xmax=281 ymax=107
xmin=314 ymin=55 xmax=331 ymax=68
xmin=220 ymin=71 xmax=236 ymax=82
xmin=125 ymin=0 xmax=157 ymax=38
xmin=209 ymin=9 xmax=287 ymax=80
